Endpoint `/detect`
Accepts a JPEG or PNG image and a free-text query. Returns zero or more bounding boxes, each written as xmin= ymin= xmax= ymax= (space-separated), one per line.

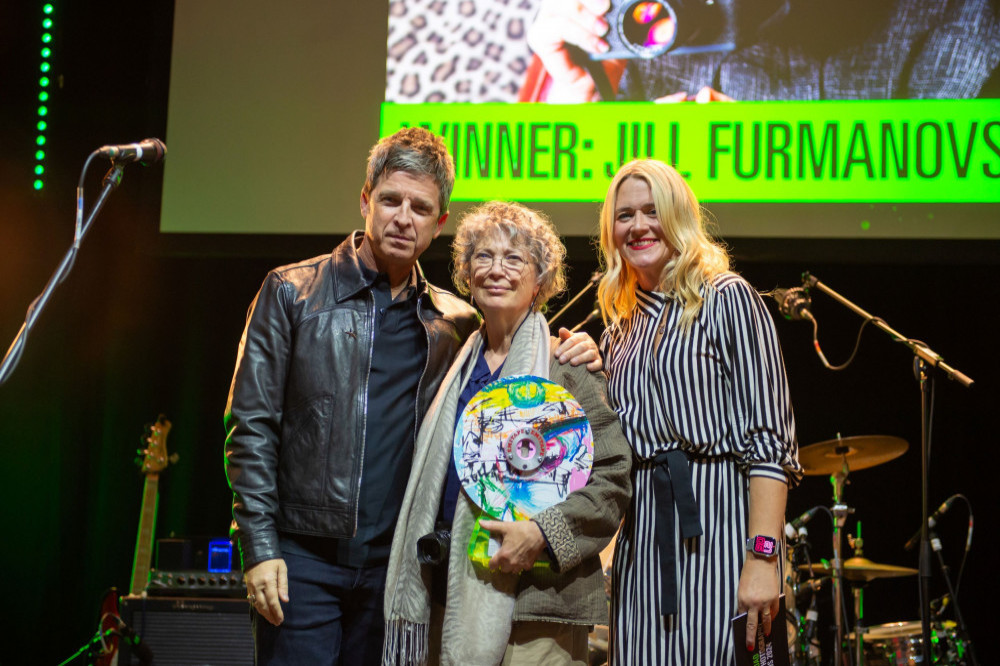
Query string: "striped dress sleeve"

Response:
xmin=715 ymin=276 xmax=803 ymax=486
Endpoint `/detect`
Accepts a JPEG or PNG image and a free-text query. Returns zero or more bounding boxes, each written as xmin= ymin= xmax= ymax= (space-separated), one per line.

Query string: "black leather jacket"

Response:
xmin=225 ymin=233 xmax=479 ymax=568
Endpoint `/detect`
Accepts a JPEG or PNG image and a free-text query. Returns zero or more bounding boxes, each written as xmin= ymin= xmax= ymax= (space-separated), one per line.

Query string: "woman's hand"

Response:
xmin=480 ymin=520 xmax=547 ymax=573
xmin=738 ymin=475 xmax=788 ymax=648
xmin=653 ymin=86 xmax=734 ymax=103
xmin=555 ymin=327 xmax=603 ymax=371
xmin=527 ymin=0 xmax=624 ymax=101
xmin=736 ymin=555 xmax=781 ymax=650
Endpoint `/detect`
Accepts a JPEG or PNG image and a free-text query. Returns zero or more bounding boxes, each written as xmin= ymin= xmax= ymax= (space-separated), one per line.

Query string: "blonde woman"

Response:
xmin=597 ymin=160 xmax=802 ymax=664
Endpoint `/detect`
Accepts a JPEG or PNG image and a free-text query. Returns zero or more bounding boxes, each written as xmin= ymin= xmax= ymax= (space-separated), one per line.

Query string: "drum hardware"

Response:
xmin=787 ymin=575 xmax=823 ymax=665
xmin=848 ymin=531 xmax=872 ymax=666
xmin=800 ymin=593 xmax=821 ymax=665
xmin=792 ymin=518 xmax=980 ymax=665
xmin=786 ymin=517 xmax=828 ymax=666
xmin=797 ymin=432 xmax=912 ymax=666
xmin=849 ymin=620 xmax=963 ymax=666
xmin=924 ymin=523 xmax=979 ymax=665
xmin=793 ymin=528 xmax=977 ymax=665
xmin=795 ymin=273 xmax=974 ymax=666
xmin=797 ymin=557 xmax=918 ymax=583
xmin=830 ymin=441 xmax=854 ymax=666
xmin=798 ymin=435 xmax=908 ymax=477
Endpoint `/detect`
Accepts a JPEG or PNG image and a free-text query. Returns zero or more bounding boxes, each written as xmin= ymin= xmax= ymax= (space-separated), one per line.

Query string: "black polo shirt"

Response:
xmin=282 ymin=266 xmax=429 ymax=569
xmin=333 ymin=268 xmax=426 ymax=567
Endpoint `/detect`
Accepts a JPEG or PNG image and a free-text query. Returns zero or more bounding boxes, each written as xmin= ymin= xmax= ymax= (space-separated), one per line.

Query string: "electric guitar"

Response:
xmin=130 ymin=415 xmax=177 ymax=596
xmin=94 ymin=415 xmax=177 ymax=666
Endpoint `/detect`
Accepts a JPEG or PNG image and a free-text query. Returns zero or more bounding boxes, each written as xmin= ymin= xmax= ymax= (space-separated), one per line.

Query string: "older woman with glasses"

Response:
xmin=382 ymin=201 xmax=631 ymax=666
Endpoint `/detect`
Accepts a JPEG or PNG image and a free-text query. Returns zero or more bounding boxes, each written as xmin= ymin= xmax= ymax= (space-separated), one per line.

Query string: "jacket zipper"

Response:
xmin=414 ymin=293 xmax=433 ymax=449
xmin=352 ymin=290 xmax=376 ymax=537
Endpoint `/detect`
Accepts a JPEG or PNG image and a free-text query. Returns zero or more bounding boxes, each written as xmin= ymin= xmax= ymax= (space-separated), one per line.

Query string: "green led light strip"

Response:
xmin=34 ymin=2 xmax=54 ymax=191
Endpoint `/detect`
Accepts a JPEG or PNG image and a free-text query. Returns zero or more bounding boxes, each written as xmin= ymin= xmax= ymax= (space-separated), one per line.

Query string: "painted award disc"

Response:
xmin=454 ymin=374 xmax=594 ymax=520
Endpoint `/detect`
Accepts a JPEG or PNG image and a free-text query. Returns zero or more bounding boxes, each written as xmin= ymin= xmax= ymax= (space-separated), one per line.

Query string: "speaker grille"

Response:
xmin=121 ymin=597 xmax=253 ymax=665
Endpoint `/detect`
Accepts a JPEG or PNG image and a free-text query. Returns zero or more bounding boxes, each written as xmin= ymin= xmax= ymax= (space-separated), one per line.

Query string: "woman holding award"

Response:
xmin=596 ymin=160 xmax=802 ymax=664
xmin=383 ymin=201 xmax=631 ymax=665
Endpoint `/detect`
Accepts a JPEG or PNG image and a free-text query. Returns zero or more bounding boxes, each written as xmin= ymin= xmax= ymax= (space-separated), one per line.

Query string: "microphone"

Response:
xmin=904 ymin=496 xmax=956 ymax=551
xmin=569 ymin=308 xmax=601 ymax=333
xmin=790 ymin=506 xmax=821 ymax=530
xmin=116 ymin=618 xmax=153 ymax=666
xmin=793 ymin=577 xmax=826 ymax=602
xmin=785 ymin=505 xmax=821 ymax=540
xmin=771 ymin=287 xmax=813 ymax=321
xmin=96 ymin=138 xmax=167 ymax=165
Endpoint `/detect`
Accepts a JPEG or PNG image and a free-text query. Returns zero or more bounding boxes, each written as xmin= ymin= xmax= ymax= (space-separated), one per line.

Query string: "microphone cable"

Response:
xmin=806 ymin=309 xmax=877 ymax=371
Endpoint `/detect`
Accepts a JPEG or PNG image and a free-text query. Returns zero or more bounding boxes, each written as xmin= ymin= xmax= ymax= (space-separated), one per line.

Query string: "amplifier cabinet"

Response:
xmin=118 ymin=595 xmax=253 ymax=665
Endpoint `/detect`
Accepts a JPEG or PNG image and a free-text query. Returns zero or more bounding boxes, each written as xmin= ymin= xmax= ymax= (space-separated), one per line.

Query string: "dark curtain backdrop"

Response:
xmin=1 ymin=3 xmax=997 ymax=665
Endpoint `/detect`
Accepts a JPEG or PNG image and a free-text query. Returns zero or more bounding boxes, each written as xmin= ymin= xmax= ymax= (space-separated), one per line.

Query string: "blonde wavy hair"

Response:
xmin=597 ymin=160 xmax=730 ymax=334
xmin=452 ymin=201 xmax=567 ymax=311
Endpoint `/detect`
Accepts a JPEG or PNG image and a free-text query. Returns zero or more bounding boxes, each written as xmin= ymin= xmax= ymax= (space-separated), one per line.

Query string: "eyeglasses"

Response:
xmin=472 ymin=250 xmax=527 ymax=275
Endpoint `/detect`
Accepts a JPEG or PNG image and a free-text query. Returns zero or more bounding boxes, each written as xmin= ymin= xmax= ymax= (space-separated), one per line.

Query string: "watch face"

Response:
xmin=753 ymin=535 xmax=776 ymax=556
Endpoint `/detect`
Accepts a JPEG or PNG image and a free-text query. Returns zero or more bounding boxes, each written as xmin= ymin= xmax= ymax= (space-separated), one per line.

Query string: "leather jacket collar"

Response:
xmin=331 ymin=231 xmax=444 ymax=313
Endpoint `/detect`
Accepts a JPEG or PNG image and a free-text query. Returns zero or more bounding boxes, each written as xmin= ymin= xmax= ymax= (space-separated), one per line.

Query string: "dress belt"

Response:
xmin=652 ymin=450 xmax=702 ymax=617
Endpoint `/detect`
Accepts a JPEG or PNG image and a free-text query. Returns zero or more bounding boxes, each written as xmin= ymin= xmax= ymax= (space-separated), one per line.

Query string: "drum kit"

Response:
xmin=786 ymin=434 xmax=974 ymax=666
xmin=586 ymin=433 xmax=976 ymax=666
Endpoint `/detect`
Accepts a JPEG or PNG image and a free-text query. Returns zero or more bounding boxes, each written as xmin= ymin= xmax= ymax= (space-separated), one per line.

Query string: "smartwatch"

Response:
xmin=746 ymin=534 xmax=778 ymax=559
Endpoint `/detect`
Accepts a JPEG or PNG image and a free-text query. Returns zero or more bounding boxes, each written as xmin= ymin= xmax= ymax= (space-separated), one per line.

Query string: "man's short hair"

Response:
xmin=363 ymin=127 xmax=455 ymax=215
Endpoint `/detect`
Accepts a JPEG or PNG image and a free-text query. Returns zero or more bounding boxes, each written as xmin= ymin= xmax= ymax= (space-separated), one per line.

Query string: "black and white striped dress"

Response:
xmin=602 ymin=273 xmax=801 ymax=665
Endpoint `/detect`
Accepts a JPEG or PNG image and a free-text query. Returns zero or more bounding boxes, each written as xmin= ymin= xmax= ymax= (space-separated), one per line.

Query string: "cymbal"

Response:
xmin=798 ymin=557 xmax=917 ymax=582
xmin=799 ymin=435 xmax=908 ymax=476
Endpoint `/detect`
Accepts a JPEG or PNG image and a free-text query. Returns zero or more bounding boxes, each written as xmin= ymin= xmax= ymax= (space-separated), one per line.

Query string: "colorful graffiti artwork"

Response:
xmin=454 ymin=375 xmax=595 ymax=520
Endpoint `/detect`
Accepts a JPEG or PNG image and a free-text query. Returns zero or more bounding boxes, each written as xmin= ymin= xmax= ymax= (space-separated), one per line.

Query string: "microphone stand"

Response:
xmin=928 ymin=530 xmax=979 ymax=665
xmin=56 ymin=628 xmax=117 ymax=666
xmin=801 ymin=272 xmax=974 ymax=665
xmin=548 ymin=270 xmax=602 ymax=329
xmin=0 ymin=161 xmax=125 ymax=387
xmin=569 ymin=309 xmax=600 ymax=333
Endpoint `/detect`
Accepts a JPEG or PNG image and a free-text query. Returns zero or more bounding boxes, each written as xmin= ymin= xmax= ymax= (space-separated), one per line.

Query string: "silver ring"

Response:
xmin=248 ymin=593 xmax=256 ymax=604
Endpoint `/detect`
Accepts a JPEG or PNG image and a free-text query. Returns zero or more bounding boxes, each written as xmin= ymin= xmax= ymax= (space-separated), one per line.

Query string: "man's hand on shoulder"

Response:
xmin=245 ymin=558 xmax=289 ymax=626
xmin=555 ymin=327 xmax=603 ymax=372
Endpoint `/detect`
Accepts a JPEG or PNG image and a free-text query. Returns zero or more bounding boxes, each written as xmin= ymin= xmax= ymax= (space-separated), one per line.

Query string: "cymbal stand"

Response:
xmin=848 ymin=532 xmax=865 ymax=666
xmin=851 ymin=583 xmax=866 ymax=666
xmin=801 ymin=272 xmax=973 ymax=665
xmin=829 ymin=451 xmax=854 ymax=666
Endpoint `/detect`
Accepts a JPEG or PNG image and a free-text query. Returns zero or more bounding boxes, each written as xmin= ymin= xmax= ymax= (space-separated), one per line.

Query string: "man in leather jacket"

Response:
xmin=224 ymin=127 xmax=601 ymax=665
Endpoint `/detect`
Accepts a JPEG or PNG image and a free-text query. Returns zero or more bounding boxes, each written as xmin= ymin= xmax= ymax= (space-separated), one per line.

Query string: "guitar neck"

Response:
xmin=129 ymin=473 xmax=160 ymax=595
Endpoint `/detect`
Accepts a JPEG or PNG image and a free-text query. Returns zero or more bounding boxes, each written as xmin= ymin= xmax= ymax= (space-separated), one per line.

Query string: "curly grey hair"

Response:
xmin=452 ymin=201 xmax=567 ymax=311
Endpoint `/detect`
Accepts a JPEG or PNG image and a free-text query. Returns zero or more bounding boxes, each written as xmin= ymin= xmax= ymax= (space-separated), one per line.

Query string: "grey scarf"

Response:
xmin=383 ymin=313 xmax=551 ymax=666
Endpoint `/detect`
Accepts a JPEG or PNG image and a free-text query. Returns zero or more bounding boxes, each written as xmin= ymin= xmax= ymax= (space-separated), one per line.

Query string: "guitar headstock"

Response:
xmin=136 ymin=414 xmax=179 ymax=475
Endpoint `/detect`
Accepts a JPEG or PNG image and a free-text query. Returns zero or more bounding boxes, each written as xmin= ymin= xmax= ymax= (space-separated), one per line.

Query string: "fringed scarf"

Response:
xmin=383 ymin=312 xmax=552 ymax=666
